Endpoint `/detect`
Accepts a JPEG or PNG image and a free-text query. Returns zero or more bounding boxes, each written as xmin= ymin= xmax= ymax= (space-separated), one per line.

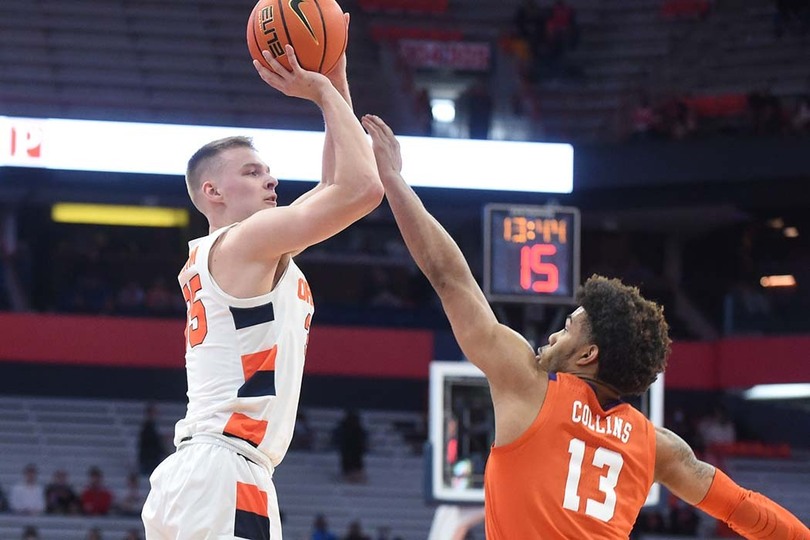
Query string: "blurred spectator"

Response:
xmin=0 ymin=258 xmax=9 ymax=311
xmin=513 ymin=0 xmax=547 ymax=69
xmin=122 ymin=529 xmax=143 ymax=540
xmin=80 ymin=466 xmax=113 ymax=516
xmin=312 ymin=513 xmax=338 ymax=540
xmin=0 ymin=215 xmax=32 ymax=312
xmin=792 ymin=94 xmax=810 ymax=133
xmin=774 ymin=0 xmax=810 ymax=37
xmin=144 ymin=277 xmax=177 ymax=316
xmin=547 ymin=0 xmax=578 ymax=51
xmin=45 ymin=469 xmax=81 ymax=514
xmin=364 ymin=267 xmax=405 ymax=308
xmin=630 ymin=93 xmax=659 ymax=139
xmin=661 ymin=0 xmax=711 ymax=20
xmin=748 ymin=88 xmax=786 ymax=135
xmin=21 ymin=526 xmax=39 ymax=540
xmin=0 ymin=482 xmax=9 ymax=512
xmin=86 ymin=527 xmax=103 ymax=540
xmin=730 ymin=277 xmax=773 ymax=318
xmin=138 ymin=403 xmax=166 ymax=475
xmin=116 ymin=280 xmax=146 ymax=316
xmin=114 ymin=473 xmax=146 ymax=517
xmin=460 ymin=78 xmax=494 ymax=140
xmin=414 ymin=88 xmax=434 ymax=137
xmin=9 ymin=464 xmax=44 ymax=515
xmin=333 ymin=409 xmax=369 ymax=484
xmin=634 ymin=510 xmax=667 ymax=534
xmin=668 ymin=502 xmax=700 ymax=535
xmin=291 ymin=411 xmax=315 ymax=451
xmin=71 ymin=272 xmax=115 ymax=314
xmin=671 ymin=98 xmax=699 ymax=139
xmin=667 ymin=407 xmax=698 ymax=448
xmin=375 ymin=526 xmax=393 ymax=540
xmin=446 ymin=416 xmax=459 ymax=469
xmin=343 ymin=520 xmax=372 ymax=540
xmin=697 ymin=405 xmax=737 ymax=450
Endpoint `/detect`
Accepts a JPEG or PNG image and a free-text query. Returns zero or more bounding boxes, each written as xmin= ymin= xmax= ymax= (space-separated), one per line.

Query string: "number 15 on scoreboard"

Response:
xmin=484 ymin=204 xmax=580 ymax=305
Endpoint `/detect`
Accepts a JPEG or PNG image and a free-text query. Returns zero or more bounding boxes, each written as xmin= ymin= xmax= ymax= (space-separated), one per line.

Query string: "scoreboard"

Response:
xmin=484 ymin=204 xmax=580 ymax=304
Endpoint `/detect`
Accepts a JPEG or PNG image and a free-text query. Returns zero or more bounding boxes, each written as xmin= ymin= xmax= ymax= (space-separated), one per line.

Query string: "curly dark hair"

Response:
xmin=576 ymin=275 xmax=671 ymax=396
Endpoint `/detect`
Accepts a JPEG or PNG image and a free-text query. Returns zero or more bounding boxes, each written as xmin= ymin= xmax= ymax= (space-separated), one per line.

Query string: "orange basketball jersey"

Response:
xmin=484 ymin=372 xmax=656 ymax=539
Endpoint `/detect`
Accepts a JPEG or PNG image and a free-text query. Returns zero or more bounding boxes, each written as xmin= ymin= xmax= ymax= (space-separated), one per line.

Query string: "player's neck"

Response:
xmin=571 ymin=372 xmax=622 ymax=405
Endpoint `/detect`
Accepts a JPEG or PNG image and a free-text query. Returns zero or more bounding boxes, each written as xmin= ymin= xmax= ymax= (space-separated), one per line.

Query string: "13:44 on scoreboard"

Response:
xmin=483 ymin=204 xmax=580 ymax=304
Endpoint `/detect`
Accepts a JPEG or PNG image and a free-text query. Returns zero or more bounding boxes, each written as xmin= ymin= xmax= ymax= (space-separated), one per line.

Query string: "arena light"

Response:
xmin=759 ymin=275 xmax=796 ymax=288
xmin=52 ymin=203 xmax=189 ymax=227
xmin=744 ymin=384 xmax=810 ymax=400
xmin=430 ymin=98 xmax=456 ymax=123
xmin=767 ymin=217 xmax=785 ymax=229
xmin=0 ymin=115 xmax=573 ymax=193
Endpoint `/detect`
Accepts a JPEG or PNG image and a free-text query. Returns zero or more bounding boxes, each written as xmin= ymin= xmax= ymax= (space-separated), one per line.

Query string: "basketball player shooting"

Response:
xmin=141 ymin=37 xmax=383 ymax=539
xmin=361 ymin=114 xmax=809 ymax=539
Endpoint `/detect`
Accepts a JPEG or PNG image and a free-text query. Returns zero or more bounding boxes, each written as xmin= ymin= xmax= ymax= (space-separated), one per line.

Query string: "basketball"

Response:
xmin=247 ymin=0 xmax=347 ymax=74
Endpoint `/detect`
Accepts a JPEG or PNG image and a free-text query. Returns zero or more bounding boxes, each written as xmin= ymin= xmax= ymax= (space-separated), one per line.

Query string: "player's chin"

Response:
xmin=263 ymin=199 xmax=277 ymax=207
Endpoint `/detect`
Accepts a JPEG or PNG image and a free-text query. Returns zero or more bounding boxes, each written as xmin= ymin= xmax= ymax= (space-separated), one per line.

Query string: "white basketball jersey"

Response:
xmin=174 ymin=225 xmax=314 ymax=466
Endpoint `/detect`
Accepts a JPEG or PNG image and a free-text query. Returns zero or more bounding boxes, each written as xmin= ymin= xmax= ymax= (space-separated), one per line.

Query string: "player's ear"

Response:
xmin=201 ymin=180 xmax=222 ymax=202
xmin=576 ymin=344 xmax=599 ymax=366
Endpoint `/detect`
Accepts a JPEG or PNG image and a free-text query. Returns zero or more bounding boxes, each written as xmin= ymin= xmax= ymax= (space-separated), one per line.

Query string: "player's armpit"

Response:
xmin=696 ymin=469 xmax=810 ymax=540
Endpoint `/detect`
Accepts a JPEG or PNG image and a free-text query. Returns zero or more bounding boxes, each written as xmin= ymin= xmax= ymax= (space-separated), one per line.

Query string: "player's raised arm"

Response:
xmin=291 ymin=14 xmax=352 ymax=210
xmin=361 ymin=114 xmax=537 ymax=391
xmin=225 ymin=45 xmax=382 ymax=262
xmin=655 ymin=427 xmax=809 ymax=539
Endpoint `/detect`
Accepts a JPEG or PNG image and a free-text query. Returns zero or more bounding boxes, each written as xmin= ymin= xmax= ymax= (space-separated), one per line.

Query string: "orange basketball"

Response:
xmin=247 ymin=0 xmax=347 ymax=74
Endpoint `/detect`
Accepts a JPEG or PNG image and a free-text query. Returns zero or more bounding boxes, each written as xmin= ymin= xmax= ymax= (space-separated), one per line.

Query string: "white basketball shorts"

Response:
xmin=142 ymin=434 xmax=281 ymax=540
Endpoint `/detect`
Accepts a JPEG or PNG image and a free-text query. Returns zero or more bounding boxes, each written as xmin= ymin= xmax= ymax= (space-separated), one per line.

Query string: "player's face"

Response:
xmin=216 ymin=147 xmax=278 ymax=219
xmin=536 ymin=306 xmax=589 ymax=372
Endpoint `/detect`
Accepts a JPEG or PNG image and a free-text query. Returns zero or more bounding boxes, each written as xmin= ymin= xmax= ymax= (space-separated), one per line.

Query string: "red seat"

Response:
xmin=359 ymin=0 xmax=448 ymax=14
xmin=684 ymin=94 xmax=748 ymax=118
xmin=709 ymin=441 xmax=792 ymax=458
xmin=661 ymin=0 xmax=710 ymax=19
xmin=370 ymin=24 xmax=464 ymax=43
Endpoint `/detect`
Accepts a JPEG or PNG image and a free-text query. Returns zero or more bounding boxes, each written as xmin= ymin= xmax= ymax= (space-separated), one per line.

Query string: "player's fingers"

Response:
xmin=361 ymin=116 xmax=379 ymax=137
xmin=363 ymin=120 xmax=386 ymax=147
xmin=253 ymin=60 xmax=284 ymax=86
xmin=285 ymin=44 xmax=302 ymax=72
xmin=263 ymin=51 xmax=291 ymax=79
xmin=374 ymin=115 xmax=396 ymax=139
xmin=364 ymin=114 xmax=384 ymax=131
xmin=365 ymin=114 xmax=386 ymax=132
xmin=344 ymin=12 xmax=350 ymax=31
xmin=368 ymin=116 xmax=397 ymax=146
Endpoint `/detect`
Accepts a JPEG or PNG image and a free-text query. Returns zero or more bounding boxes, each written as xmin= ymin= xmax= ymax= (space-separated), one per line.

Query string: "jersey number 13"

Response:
xmin=562 ymin=438 xmax=624 ymax=522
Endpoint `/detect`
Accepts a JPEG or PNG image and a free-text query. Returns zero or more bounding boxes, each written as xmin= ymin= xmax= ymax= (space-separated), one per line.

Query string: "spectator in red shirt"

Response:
xmin=547 ymin=0 xmax=576 ymax=44
xmin=80 ymin=467 xmax=113 ymax=516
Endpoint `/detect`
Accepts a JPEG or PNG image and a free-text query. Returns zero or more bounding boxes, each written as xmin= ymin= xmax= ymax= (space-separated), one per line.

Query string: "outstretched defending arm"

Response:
xmin=655 ymin=427 xmax=809 ymax=539
xmin=361 ymin=114 xmax=537 ymax=393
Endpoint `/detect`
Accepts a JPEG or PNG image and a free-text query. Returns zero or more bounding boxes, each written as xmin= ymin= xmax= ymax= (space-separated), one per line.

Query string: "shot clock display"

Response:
xmin=484 ymin=204 xmax=580 ymax=304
